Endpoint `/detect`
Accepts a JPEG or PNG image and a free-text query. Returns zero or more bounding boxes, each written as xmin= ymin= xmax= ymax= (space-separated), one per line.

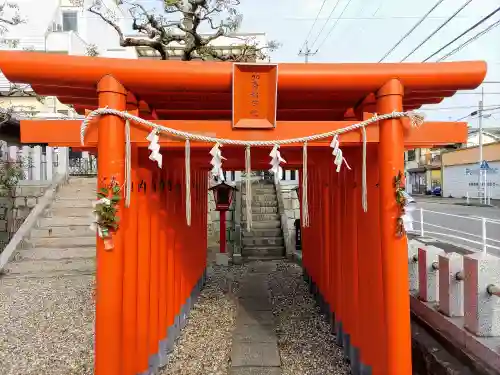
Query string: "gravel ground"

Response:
xmin=268 ymin=261 xmax=350 ymax=375
xmin=0 ymin=275 xmax=95 ymax=375
xmin=0 ymin=260 xmax=349 ymax=375
xmin=160 ymin=263 xmax=249 ymax=375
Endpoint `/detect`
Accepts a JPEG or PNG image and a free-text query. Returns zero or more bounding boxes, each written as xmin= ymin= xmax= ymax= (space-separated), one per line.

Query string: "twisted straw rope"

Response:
xmin=80 ymin=108 xmax=424 ymax=228
xmin=80 ymin=108 xmax=424 ymax=147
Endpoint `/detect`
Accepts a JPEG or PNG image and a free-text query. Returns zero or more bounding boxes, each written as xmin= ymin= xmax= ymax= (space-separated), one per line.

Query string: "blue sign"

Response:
xmin=480 ymin=160 xmax=490 ymax=170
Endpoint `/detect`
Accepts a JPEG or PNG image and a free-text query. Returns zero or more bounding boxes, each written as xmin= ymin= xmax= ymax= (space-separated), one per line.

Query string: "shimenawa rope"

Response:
xmin=80 ymin=109 xmax=424 ymax=228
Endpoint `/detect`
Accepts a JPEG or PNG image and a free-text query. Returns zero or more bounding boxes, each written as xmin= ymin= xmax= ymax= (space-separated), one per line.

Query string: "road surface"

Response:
xmin=410 ymin=197 xmax=500 ymax=256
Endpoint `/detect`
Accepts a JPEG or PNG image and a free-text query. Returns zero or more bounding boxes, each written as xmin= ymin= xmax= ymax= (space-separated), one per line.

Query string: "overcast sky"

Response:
xmin=139 ymin=0 xmax=500 ymax=127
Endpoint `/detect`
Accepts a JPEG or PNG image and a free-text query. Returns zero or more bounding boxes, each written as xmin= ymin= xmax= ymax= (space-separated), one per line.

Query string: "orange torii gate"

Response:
xmin=0 ymin=51 xmax=486 ymax=375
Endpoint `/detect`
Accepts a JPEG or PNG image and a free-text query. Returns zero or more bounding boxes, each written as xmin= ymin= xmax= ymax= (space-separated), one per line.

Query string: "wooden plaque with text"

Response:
xmin=232 ymin=63 xmax=278 ymax=129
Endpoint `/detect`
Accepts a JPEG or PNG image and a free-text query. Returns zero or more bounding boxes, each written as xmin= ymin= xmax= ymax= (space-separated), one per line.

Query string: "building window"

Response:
xmin=62 ymin=12 xmax=78 ymax=32
xmin=407 ymin=150 xmax=416 ymax=161
xmin=290 ymin=170 xmax=296 ymax=181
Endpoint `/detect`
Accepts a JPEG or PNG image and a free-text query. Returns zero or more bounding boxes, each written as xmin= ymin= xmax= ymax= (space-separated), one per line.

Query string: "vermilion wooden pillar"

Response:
xmin=122 ymin=146 xmax=139 ymax=375
xmin=376 ymin=79 xmax=412 ymax=375
xmin=149 ymin=168 xmax=160 ymax=364
xmin=137 ymin=151 xmax=152 ymax=373
xmin=95 ymin=75 xmax=127 ymax=375
xmin=122 ymin=100 xmax=139 ymax=375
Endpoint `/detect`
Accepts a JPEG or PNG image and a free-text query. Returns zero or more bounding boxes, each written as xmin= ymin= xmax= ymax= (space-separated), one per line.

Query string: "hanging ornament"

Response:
xmin=269 ymin=144 xmax=286 ymax=183
xmin=209 ymin=143 xmax=226 ymax=181
xmin=146 ymin=128 xmax=162 ymax=168
xmin=330 ymin=135 xmax=343 ymax=172
xmin=329 ymin=135 xmax=352 ymax=172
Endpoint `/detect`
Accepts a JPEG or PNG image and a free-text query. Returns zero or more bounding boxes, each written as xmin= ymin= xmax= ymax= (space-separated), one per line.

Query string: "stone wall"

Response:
xmin=0 ymin=182 xmax=51 ymax=251
xmin=276 ymin=182 xmax=300 ymax=257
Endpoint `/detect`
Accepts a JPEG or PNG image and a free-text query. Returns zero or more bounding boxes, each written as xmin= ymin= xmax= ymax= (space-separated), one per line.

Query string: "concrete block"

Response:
xmin=418 ymin=245 xmax=444 ymax=302
xmin=26 ymin=197 xmax=37 ymax=208
xmin=229 ymin=367 xmax=282 ymax=375
xmin=438 ymin=252 xmax=464 ymax=317
xmin=231 ymin=342 xmax=280 ymax=367
xmin=232 ymin=323 xmax=277 ymax=343
xmin=232 ymin=253 xmax=243 ymax=264
xmin=408 ymin=239 xmax=422 ymax=292
xmin=464 ymin=253 xmax=500 ymax=337
xmin=216 ymin=252 xmax=229 ymax=266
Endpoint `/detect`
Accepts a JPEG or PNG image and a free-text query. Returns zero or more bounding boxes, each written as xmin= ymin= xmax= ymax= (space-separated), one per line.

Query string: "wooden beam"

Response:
xmin=22 ymin=119 xmax=468 ymax=148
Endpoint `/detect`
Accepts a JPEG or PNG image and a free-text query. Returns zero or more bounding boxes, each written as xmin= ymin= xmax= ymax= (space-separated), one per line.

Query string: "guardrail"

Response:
xmin=408 ymin=240 xmax=500 ymax=373
xmin=409 ymin=208 xmax=500 ymax=254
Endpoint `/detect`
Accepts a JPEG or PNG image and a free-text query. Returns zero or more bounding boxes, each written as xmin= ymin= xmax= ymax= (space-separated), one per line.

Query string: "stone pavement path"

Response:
xmin=230 ymin=262 xmax=282 ymax=375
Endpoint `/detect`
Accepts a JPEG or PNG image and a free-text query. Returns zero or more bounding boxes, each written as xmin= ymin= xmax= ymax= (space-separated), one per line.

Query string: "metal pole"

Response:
xmin=420 ymin=207 xmax=424 ymax=237
xmin=478 ymin=90 xmax=484 ymax=203
xmin=482 ymin=217 xmax=487 ymax=254
xmin=220 ymin=210 xmax=227 ymax=254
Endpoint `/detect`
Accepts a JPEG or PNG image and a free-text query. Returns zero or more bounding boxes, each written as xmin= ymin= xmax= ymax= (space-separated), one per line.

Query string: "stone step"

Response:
xmin=46 ymin=207 xmax=93 ymax=217
xmin=38 ymin=216 xmax=93 ymax=228
xmin=56 ymin=192 xmax=96 ymax=201
xmin=242 ymin=237 xmax=284 ymax=247
xmin=242 ymin=220 xmax=281 ymax=229
xmin=242 ymin=200 xmax=278 ymax=208
xmin=244 ymin=255 xmax=286 ymax=262
xmin=242 ymin=213 xmax=280 ymax=221
xmin=26 ymin=236 xmax=95 ymax=249
xmin=242 ymin=246 xmax=285 ymax=257
xmin=52 ymin=199 xmax=94 ymax=208
xmin=244 ymin=195 xmax=276 ymax=203
xmin=68 ymin=178 xmax=98 ymax=185
xmin=13 ymin=247 xmax=95 ymax=261
xmin=4 ymin=258 xmax=96 ymax=276
xmin=242 ymin=228 xmax=282 ymax=237
xmin=31 ymin=225 xmax=95 ymax=238
xmin=248 ymin=206 xmax=278 ymax=214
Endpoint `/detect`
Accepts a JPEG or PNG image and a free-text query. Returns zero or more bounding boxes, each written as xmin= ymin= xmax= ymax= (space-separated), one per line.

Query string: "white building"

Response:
xmin=0 ymin=0 xmax=267 ymax=132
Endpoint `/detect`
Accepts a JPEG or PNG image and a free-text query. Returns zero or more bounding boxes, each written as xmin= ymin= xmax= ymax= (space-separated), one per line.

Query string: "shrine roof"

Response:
xmin=0 ymin=51 xmax=487 ymax=121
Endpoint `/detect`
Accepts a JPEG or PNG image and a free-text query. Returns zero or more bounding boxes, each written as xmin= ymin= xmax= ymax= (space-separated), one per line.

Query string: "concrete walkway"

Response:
xmin=230 ymin=262 xmax=282 ymax=375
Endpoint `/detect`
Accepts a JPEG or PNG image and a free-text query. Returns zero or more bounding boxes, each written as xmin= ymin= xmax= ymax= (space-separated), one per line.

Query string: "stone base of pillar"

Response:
xmin=232 ymin=253 xmax=243 ymax=264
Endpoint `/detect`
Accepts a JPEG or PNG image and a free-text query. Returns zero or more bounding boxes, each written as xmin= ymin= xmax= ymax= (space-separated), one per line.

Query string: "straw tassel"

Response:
xmin=245 ymin=145 xmax=252 ymax=232
xmin=302 ymin=142 xmax=309 ymax=227
xmin=185 ymin=139 xmax=191 ymax=226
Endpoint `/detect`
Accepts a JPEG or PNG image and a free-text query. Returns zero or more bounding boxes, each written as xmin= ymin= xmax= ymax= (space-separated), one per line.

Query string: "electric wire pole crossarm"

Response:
xmin=298 ymin=41 xmax=318 ymax=63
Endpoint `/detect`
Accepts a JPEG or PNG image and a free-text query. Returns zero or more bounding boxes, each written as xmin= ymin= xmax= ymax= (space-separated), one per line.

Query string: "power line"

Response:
xmin=308 ymin=0 xmax=342 ymax=50
xmin=421 ymin=104 xmax=500 ymax=111
xmin=401 ymin=0 xmax=473 ymax=62
xmin=315 ymin=0 xmax=355 ymax=52
xmin=437 ymin=18 xmax=500 ymax=61
xmin=455 ymin=105 xmax=500 ymax=121
xmin=423 ymin=5 xmax=500 ymax=62
xmin=378 ymin=0 xmax=446 ymax=62
xmin=298 ymin=0 xmax=328 ymax=53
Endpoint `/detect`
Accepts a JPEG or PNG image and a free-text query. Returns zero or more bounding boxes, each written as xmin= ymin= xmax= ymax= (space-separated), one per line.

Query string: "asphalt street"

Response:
xmin=410 ymin=197 xmax=500 ymax=256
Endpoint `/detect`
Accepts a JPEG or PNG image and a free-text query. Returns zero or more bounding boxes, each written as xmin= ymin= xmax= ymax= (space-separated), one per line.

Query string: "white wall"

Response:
xmin=467 ymin=132 xmax=499 ymax=148
xmin=442 ymin=162 xmax=500 ymax=200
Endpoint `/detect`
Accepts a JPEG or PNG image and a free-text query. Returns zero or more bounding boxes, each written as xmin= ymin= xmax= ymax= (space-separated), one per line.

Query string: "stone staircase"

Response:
xmin=242 ymin=180 xmax=285 ymax=260
xmin=0 ymin=177 xmax=96 ymax=374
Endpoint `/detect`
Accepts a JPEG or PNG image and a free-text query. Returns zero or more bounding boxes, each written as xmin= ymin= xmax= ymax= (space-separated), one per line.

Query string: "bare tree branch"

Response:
xmin=0 ymin=1 xmax=24 ymax=47
xmin=87 ymin=0 xmax=277 ymax=61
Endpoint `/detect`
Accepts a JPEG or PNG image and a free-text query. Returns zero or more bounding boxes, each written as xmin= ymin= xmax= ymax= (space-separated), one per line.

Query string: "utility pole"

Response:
xmin=478 ymin=87 xmax=485 ymax=203
xmin=298 ymin=41 xmax=318 ymax=63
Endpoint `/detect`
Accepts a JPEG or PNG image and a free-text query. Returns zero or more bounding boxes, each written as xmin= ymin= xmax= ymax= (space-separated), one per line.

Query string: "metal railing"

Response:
xmin=409 ymin=208 xmax=500 ymax=255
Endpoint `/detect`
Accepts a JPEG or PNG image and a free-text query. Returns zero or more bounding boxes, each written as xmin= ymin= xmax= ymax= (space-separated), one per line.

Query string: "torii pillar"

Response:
xmin=95 ymin=75 xmax=127 ymax=375
xmin=377 ymin=79 xmax=412 ymax=374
